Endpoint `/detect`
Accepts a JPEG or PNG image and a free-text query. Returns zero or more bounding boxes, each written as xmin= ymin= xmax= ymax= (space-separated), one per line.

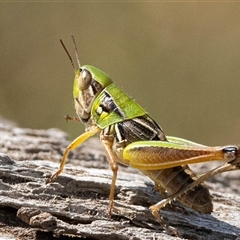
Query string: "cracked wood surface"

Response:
xmin=0 ymin=117 xmax=240 ymax=240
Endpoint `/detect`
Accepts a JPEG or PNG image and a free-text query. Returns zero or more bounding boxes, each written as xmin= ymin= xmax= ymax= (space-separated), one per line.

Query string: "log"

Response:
xmin=0 ymin=116 xmax=239 ymax=240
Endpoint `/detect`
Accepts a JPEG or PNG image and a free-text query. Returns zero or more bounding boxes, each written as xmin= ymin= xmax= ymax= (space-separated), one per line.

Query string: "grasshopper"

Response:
xmin=48 ymin=36 xmax=240 ymax=234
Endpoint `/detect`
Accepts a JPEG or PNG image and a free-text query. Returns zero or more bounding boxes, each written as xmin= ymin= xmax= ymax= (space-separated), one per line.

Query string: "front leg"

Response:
xmin=48 ymin=126 xmax=101 ymax=183
xmin=100 ymin=131 xmax=118 ymax=216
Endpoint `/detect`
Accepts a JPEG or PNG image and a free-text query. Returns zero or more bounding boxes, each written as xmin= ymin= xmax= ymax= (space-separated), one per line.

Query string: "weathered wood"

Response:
xmin=0 ymin=117 xmax=240 ymax=240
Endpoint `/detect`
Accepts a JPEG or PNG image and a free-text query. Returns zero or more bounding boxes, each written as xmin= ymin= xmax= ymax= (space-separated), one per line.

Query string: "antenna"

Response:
xmin=71 ymin=34 xmax=81 ymax=69
xmin=60 ymin=39 xmax=76 ymax=73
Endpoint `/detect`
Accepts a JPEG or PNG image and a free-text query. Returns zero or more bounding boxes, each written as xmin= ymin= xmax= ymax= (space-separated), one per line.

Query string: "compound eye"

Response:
xmin=79 ymin=69 xmax=92 ymax=90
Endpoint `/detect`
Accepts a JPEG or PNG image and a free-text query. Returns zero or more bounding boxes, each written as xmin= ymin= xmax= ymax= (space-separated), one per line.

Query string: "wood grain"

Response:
xmin=0 ymin=117 xmax=239 ymax=240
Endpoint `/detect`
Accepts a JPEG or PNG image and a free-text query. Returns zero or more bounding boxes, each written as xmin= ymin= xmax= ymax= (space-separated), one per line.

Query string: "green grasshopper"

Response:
xmin=48 ymin=36 xmax=240 ymax=234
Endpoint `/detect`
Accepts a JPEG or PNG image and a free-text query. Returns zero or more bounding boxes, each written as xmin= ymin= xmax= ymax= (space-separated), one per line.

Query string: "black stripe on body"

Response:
xmin=116 ymin=116 xmax=166 ymax=143
xmin=100 ymin=91 xmax=125 ymax=118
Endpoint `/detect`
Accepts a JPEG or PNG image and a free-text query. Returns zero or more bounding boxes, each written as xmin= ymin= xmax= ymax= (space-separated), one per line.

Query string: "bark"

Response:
xmin=0 ymin=116 xmax=239 ymax=240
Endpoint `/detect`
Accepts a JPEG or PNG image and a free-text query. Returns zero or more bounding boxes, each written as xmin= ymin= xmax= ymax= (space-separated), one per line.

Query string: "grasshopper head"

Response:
xmin=73 ymin=65 xmax=113 ymax=124
xmin=60 ymin=36 xmax=113 ymax=125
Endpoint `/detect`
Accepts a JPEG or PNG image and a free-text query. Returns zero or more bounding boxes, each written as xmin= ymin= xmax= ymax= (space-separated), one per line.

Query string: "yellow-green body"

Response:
xmin=71 ymin=64 xmax=218 ymax=214
xmin=49 ymin=42 xmax=240 ymax=235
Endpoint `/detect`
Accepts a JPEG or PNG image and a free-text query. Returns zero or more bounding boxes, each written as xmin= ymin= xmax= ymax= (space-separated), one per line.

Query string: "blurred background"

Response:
xmin=1 ymin=3 xmax=240 ymax=146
